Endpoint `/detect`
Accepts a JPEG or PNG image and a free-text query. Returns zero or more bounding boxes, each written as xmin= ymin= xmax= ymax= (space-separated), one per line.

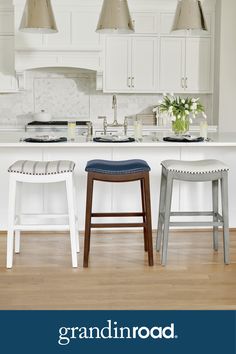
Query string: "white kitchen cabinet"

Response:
xmin=159 ymin=37 xmax=185 ymax=93
xmin=185 ymin=38 xmax=212 ymax=92
xmin=0 ymin=37 xmax=18 ymax=92
xmin=160 ymin=37 xmax=212 ymax=93
xmin=131 ymin=12 xmax=158 ymax=34
xmin=104 ymin=36 xmax=158 ymax=93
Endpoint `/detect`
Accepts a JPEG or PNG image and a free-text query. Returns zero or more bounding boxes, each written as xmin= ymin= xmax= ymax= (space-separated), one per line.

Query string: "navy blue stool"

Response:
xmin=83 ymin=159 xmax=154 ymax=267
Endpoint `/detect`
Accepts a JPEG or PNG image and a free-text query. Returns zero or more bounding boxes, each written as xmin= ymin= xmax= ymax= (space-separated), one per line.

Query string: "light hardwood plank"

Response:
xmin=0 ymin=230 xmax=235 ymax=310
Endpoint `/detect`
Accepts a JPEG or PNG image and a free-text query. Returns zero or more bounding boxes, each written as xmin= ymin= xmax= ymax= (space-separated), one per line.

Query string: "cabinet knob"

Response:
xmin=127 ymin=77 xmax=131 ymax=88
xmin=181 ymin=77 xmax=185 ymax=89
xmin=185 ymin=77 xmax=188 ymax=89
xmin=131 ymin=77 xmax=135 ymax=88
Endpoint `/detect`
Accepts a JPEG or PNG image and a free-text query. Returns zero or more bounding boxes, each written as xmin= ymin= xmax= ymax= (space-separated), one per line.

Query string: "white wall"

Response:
xmin=218 ymin=0 xmax=236 ymax=132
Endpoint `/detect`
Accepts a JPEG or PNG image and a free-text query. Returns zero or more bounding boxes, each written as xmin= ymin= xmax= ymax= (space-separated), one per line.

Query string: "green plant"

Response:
xmin=153 ymin=93 xmax=206 ymax=122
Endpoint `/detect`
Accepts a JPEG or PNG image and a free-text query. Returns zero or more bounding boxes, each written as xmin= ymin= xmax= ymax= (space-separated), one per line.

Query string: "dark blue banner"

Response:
xmin=0 ymin=311 xmax=235 ymax=353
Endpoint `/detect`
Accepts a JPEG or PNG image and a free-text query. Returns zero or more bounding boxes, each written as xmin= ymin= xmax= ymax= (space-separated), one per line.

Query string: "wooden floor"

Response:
xmin=0 ymin=230 xmax=236 ymax=310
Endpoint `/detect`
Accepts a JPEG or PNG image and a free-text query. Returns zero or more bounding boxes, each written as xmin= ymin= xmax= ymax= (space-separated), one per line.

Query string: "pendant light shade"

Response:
xmin=96 ymin=0 xmax=134 ymax=34
xmin=19 ymin=0 xmax=58 ymax=34
xmin=172 ymin=0 xmax=207 ymax=31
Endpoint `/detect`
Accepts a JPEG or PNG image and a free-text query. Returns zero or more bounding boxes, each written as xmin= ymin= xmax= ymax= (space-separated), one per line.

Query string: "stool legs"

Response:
xmin=7 ymin=176 xmax=17 ymax=269
xmin=83 ymin=174 xmax=94 ymax=267
xmin=156 ymin=170 xmax=167 ymax=252
xmin=221 ymin=172 xmax=230 ymax=264
xmin=212 ymin=180 xmax=219 ymax=251
xmin=66 ymin=174 xmax=78 ymax=268
xmin=140 ymin=179 xmax=148 ymax=252
xmin=161 ymin=173 xmax=173 ymax=266
xmin=143 ymin=174 xmax=154 ymax=266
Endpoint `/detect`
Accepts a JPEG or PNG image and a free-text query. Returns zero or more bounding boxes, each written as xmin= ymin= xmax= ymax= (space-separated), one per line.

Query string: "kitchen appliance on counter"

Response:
xmin=25 ymin=120 xmax=91 ymax=135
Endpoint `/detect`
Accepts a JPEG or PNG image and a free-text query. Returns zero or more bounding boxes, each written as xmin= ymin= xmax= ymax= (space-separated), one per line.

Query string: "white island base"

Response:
xmin=0 ymin=132 xmax=236 ymax=231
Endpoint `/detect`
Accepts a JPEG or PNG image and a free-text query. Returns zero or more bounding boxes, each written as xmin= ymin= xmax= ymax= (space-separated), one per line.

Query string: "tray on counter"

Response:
xmin=23 ymin=136 xmax=67 ymax=143
xmin=163 ymin=135 xmax=204 ymax=143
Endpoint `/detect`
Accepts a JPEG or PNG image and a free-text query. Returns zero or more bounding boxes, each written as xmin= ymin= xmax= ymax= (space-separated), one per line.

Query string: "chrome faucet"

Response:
xmin=98 ymin=95 xmax=129 ymax=135
xmin=109 ymin=95 xmax=123 ymax=127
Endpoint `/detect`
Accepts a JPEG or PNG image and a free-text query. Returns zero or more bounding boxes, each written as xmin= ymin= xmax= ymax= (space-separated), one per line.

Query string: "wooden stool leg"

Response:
xmin=143 ymin=173 xmax=154 ymax=266
xmin=140 ymin=179 xmax=148 ymax=252
xmin=221 ymin=172 xmax=230 ymax=265
xmin=157 ymin=169 xmax=167 ymax=252
xmin=7 ymin=175 xmax=17 ymax=269
xmin=212 ymin=179 xmax=219 ymax=251
xmin=83 ymin=173 xmax=94 ymax=267
xmin=161 ymin=173 xmax=173 ymax=266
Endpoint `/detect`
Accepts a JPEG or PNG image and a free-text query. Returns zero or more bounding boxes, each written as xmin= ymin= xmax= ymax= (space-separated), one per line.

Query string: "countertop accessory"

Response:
xmin=23 ymin=136 xmax=67 ymax=143
xmin=93 ymin=136 xmax=135 ymax=143
xmin=33 ymin=110 xmax=52 ymax=122
xmin=163 ymin=135 xmax=204 ymax=143
xmin=157 ymin=159 xmax=229 ymax=266
xmin=7 ymin=159 xmax=78 ymax=268
xmin=83 ymin=159 xmax=153 ymax=267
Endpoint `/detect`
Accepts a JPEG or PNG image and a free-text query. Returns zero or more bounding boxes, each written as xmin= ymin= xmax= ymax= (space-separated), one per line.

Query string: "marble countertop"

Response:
xmin=0 ymin=131 xmax=236 ymax=147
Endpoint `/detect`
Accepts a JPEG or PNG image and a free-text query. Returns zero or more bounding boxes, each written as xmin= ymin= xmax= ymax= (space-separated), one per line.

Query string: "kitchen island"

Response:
xmin=0 ymin=131 xmax=236 ymax=230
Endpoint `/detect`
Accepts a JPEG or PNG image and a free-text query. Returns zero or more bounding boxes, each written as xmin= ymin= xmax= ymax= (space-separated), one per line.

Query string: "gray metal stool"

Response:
xmin=156 ymin=159 xmax=230 ymax=266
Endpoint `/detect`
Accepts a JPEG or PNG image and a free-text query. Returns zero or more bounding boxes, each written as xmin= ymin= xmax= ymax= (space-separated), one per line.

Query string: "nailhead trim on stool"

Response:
xmin=161 ymin=159 xmax=229 ymax=175
xmin=8 ymin=160 xmax=75 ymax=175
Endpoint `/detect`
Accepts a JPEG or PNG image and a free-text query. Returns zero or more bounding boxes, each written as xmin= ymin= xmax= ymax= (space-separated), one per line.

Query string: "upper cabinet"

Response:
xmin=104 ymin=36 xmax=158 ymax=93
xmin=131 ymin=12 xmax=158 ymax=34
xmin=11 ymin=0 xmax=216 ymax=93
xmin=0 ymin=1 xmax=18 ymax=92
xmin=103 ymin=0 xmax=215 ymax=93
xmin=160 ymin=37 xmax=212 ymax=93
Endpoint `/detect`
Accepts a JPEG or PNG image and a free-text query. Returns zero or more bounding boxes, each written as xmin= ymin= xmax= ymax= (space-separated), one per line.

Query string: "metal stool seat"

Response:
xmin=84 ymin=159 xmax=154 ymax=267
xmin=157 ymin=159 xmax=230 ymax=266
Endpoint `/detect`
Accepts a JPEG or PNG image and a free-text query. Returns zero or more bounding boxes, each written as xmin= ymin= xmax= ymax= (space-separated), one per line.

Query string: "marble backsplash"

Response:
xmin=0 ymin=69 xmax=214 ymax=127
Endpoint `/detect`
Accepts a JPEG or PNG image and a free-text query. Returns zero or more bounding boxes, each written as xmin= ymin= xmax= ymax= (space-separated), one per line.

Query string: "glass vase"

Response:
xmin=172 ymin=117 xmax=189 ymax=135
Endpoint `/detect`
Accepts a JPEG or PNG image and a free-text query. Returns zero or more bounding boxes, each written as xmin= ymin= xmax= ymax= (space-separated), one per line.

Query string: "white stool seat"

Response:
xmin=8 ymin=160 xmax=75 ymax=175
xmin=161 ymin=159 xmax=229 ymax=175
xmin=6 ymin=159 xmax=79 ymax=269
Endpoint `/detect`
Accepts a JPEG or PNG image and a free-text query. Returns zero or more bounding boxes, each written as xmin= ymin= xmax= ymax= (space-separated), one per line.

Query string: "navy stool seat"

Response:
xmin=85 ymin=159 xmax=151 ymax=175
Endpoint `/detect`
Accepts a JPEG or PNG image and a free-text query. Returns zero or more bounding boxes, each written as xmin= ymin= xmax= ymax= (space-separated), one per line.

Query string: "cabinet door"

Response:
xmin=131 ymin=37 xmax=158 ymax=92
xmin=0 ymin=37 xmax=17 ymax=92
xmin=131 ymin=12 xmax=157 ymax=34
xmin=104 ymin=37 xmax=131 ymax=92
xmin=185 ymin=38 xmax=212 ymax=92
xmin=159 ymin=37 xmax=185 ymax=93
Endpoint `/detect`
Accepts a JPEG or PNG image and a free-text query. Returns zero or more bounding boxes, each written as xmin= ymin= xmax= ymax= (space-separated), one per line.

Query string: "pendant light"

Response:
xmin=172 ymin=0 xmax=207 ymax=31
xmin=19 ymin=0 xmax=58 ymax=34
xmin=96 ymin=0 xmax=134 ymax=34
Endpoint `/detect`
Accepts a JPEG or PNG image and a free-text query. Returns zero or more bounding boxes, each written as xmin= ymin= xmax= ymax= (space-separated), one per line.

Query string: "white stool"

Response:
xmin=7 ymin=160 xmax=79 ymax=268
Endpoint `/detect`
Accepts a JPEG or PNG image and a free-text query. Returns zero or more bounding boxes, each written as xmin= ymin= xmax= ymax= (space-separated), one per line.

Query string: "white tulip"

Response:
xmin=181 ymin=99 xmax=185 ymax=104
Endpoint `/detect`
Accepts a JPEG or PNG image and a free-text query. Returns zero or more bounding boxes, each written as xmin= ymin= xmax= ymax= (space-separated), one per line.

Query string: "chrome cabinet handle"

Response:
xmin=185 ymin=77 xmax=188 ymax=88
xmin=181 ymin=77 xmax=185 ymax=89
xmin=127 ymin=77 xmax=131 ymax=87
xmin=131 ymin=77 xmax=134 ymax=88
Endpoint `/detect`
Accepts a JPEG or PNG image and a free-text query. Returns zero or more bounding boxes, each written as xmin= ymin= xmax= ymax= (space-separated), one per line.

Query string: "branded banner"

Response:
xmin=0 ymin=311 xmax=235 ymax=353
